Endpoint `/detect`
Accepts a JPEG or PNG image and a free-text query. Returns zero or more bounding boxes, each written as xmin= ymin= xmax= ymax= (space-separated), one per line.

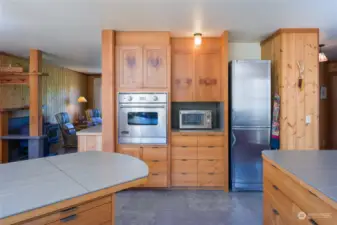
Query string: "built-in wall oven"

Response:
xmin=118 ymin=93 xmax=168 ymax=144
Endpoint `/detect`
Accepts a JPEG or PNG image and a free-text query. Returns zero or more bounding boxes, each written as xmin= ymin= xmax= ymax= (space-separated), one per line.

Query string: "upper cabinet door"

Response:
xmin=172 ymin=51 xmax=194 ymax=101
xmin=143 ymin=46 xmax=168 ymax=88
xmin=117 ymin=46 xmax=143 ymax=89
xmin=195 ymin=51 xmax=221 ymax=101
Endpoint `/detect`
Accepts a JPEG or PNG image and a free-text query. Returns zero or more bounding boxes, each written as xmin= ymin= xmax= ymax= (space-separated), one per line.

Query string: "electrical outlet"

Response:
xmin=306 ymin=115 xmax=311 ymax=125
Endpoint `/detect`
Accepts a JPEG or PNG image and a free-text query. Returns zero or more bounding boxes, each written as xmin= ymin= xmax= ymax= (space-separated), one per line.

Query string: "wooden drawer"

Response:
xmin=264 ymin=160 xmax=336 ymax=225
xmin=172 ymin=146 xmax=197 ymax=159
xmin=198 ymin=136 xmax=224 ymax=147
xmin=21 ymin=197 xmax=111 ymax=225
xmin=198 ymin=173 xmax=224 ymax=187
xmin=172 ymin=159 xmax=197 ymax=173
xmin=197 ymin=147 xmax=223 ymax=159
xmin=265 ymin=178 xmax=302 ymax=224
xmin=145 ymin=160 xmax=167 ymax=173
xmin=172 ymin=173 xmax=197 ymax=187
xmin=142 ymin=147 xmax=167 ymax=160
xmin=198 ymin=160 xmax=224 ymax=173
xmin=144 ymin=173 xmax=168 ymax=187
xmin=264 ymin=191 xmax=289 ymax=225
xmin=49 ymin=203 xmax=111 ymax=225
xmin=172 ymin=136 xmax=198 ymax=147
xmin=117 ymin=147 xmax=141 ymax=159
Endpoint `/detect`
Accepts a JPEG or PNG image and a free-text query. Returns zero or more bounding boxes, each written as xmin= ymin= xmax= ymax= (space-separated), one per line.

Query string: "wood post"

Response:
xmin=221 ymin=31 xmax=229 ymax=192
xmin=101 ymin=30 xmax=116 ymax=152
xmin=29 ymin=49 xmax=42 ymax=136
xmin=0 ymin=112 xmax=8 ymax=163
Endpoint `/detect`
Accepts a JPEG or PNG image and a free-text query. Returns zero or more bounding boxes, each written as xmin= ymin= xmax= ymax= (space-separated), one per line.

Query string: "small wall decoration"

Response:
xmin=126 ymin=55 xmax=136 ymax=69
xmin=148 ymin=56 xmax=162 ymax=70
xmin=320 ymin=86 xmax=327 ymax=99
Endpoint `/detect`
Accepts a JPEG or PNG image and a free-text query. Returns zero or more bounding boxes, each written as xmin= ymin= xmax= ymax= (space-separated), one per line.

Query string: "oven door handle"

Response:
xmin=119 ymin=105 xmax=166 ymax=109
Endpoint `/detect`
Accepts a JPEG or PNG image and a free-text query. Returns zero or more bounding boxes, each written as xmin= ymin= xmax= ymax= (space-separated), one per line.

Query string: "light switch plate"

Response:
xmin=306 ymin=115 xmax=311 ymax=125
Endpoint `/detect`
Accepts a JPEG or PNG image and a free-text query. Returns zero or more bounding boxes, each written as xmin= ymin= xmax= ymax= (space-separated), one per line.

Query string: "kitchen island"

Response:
xmin=0 ymin=151 xmax=148 ymax=225
xmin=77 ymin=125 xmax=102 ymax=152
xmin=263 ymin=150 xmax=337 ymax=225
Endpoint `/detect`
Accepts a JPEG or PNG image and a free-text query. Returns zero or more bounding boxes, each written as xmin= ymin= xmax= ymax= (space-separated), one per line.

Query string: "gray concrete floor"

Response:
xmin=115 ymin=190 xmax=262 ymax=225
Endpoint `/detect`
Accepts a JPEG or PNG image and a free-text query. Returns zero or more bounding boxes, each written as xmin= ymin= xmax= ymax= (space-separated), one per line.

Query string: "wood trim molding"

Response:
xmin=261 ymin=28 xmax=319 ymax=46
xmin=101 ymin=30 xmax=116 ymax=153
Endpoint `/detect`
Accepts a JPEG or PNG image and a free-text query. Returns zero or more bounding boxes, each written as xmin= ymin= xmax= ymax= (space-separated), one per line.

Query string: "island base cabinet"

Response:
xmin=263 ymin=158 xmax=337 ymax=225
xmin=19 ymin=195 xmax=115 ymax=225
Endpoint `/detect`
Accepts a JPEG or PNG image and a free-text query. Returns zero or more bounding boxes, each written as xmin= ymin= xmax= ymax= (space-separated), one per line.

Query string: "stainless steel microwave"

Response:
xmin=179 ymin=110 xmax=212 ymax=129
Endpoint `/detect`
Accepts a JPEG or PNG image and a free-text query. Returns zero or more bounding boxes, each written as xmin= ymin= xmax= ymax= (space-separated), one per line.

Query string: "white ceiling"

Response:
xmin=1 ymin=0 xmax=337 ymax=73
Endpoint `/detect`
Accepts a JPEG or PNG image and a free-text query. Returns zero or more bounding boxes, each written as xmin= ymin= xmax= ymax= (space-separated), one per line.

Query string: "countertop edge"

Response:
xmin=262 ymin=153 xmax=337 ymax=211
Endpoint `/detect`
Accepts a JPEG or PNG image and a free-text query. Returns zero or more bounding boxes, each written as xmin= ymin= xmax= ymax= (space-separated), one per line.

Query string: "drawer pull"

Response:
xmin=208 ymin=159 xmax=215 ymax=161
xmin=272 ymin=208 xmax=279 ymax=215
xmin=309 ymin=219 xmax=318 ymax=225
xmin=208 ymin=173 xmax=215 ymax=175
xmin=152 ymin=146 xmax=159 ymax=148
xmin=182 ymin=173 xmax=187 ymax=175
xmin=60 ymin=214 xmax=77 ymax=223
xmin=152 ymin=173 xmax=159 ymax=176
xmin=61 ymin=206 xmax=78 ymax=213
xmin=152 ymin=160 xmax=159 ymax=162
xmin=271 ymin=164 xmax=276 ymax=168
xmin=208 ymin=146 xmax=215 ymax=148
xmin=182 ymin=146 xmax=188 ymax=148
xmin=182 ymin=159 xmax=188 ymax=161
xmin=272 ymin=185 xmax=279 ymax=191
xmin=309 ymin=190 xmax=318 ymax=198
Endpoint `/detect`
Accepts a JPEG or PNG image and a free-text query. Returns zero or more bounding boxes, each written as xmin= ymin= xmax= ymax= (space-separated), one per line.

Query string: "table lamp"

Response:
xmin=77 ymin=96 xmax=87 ymax=123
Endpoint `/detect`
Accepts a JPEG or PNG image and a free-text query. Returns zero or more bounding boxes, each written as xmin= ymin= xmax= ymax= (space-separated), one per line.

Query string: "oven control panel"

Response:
xmin=118 ymin=93 xmax=167 ymax=103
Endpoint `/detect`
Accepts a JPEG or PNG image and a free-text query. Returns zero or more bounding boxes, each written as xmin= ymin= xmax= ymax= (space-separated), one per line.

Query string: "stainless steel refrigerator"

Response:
xmin=229 ymin=60 xmax=272 ymax=191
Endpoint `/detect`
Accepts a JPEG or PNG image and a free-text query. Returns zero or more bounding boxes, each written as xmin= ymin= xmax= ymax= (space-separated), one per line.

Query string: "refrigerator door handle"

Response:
xmin=231 ymin=130 xmax=236 ymax=148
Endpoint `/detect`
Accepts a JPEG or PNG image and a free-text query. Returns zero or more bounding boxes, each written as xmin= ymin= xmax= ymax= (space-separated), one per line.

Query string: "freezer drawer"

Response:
xmin=230 ymin=127 xmax=271 ymax=191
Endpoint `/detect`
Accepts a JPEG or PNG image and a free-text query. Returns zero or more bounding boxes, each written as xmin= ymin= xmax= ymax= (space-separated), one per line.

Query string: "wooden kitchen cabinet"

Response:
xmin=172 ymin=51 xmax=194 ymax=101
xmin=143 ymin=46 xmax=168 ymax=88
xmin=195 ymin=51 xmax=221 ymax=101
xmin=117 ymin=45 xmax=168 ymax=90
xmin=117 ymin=146 xmax=141 ymax=159
xmin=116 ymin=46 xmax=143 ymax=89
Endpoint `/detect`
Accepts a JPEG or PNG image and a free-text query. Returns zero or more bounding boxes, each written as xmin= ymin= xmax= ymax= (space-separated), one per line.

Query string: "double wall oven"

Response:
xmin=118 ymin=93 xmax=168 ymax=144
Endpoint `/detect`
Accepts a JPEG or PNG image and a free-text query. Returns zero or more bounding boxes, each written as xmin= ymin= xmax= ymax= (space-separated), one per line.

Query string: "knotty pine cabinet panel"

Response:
xmin=171 ymin=173 xmax=197 ymax=187
xmin=197 ymin=173 xmax=224 ymax=187
xmin=116 ymin=46 xmax=143 ymax=89
xmin=143 ymin=46 xmax=168 ymax=88
xmin=172 ymin=51 xmax=194 ymax=101
xmin=195 ymin=51 xmax=221 ymax=101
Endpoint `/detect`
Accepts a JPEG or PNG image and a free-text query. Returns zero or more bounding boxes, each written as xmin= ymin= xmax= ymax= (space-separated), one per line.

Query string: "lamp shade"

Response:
xmin=319 ymin=44 xmax=328 ymax=62
xmin=77 ymin=96 xmax=87 ymax=103
xmin=194 ymin=33 xmax=202 ymax=46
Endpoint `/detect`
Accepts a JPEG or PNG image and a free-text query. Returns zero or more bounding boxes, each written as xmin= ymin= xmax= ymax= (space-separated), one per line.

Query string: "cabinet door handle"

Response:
xmin=309 ymin=219 xmax=318 ymax=225
xmin=272 ymin=185 xmax=279 ymax=191
xmin=60 ymin=214 xmax=77 ymax=223
xmin=61 ymin=207 xmax=78 ymax=213
xmin=272 ymin=208 xmax=279 ymax=215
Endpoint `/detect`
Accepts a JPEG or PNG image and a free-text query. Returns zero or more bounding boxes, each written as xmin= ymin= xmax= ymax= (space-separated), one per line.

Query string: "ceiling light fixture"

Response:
xmin=194 ymin=33 xmax=202 ymax=46
xmin=319 ymin=44 xmax=328 ymax=62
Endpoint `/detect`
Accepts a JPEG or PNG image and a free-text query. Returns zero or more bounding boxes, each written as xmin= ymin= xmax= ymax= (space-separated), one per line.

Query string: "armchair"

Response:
xmin=85 ymin=108 xmax=102 ymax=126
xmin=55 ymin=112 xmax=77 ymax=148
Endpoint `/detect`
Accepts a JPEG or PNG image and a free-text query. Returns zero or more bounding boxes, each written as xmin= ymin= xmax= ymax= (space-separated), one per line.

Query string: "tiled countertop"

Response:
xmin=0 ymin=151 xmax=148 ymax=219
xmin=262 ymin=150 xmax=337 ymax=203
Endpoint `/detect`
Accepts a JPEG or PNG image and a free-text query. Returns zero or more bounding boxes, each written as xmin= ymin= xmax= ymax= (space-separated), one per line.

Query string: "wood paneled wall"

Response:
xmin=0 ymin=54 xmax=88 ymax=123
xmin=326 ymin=62 xmax=337 ymax=148
xmin=87 ymin=75 xmax=101 ymax=109
xmin=261 ymin=29 xmax=319 ymax=150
